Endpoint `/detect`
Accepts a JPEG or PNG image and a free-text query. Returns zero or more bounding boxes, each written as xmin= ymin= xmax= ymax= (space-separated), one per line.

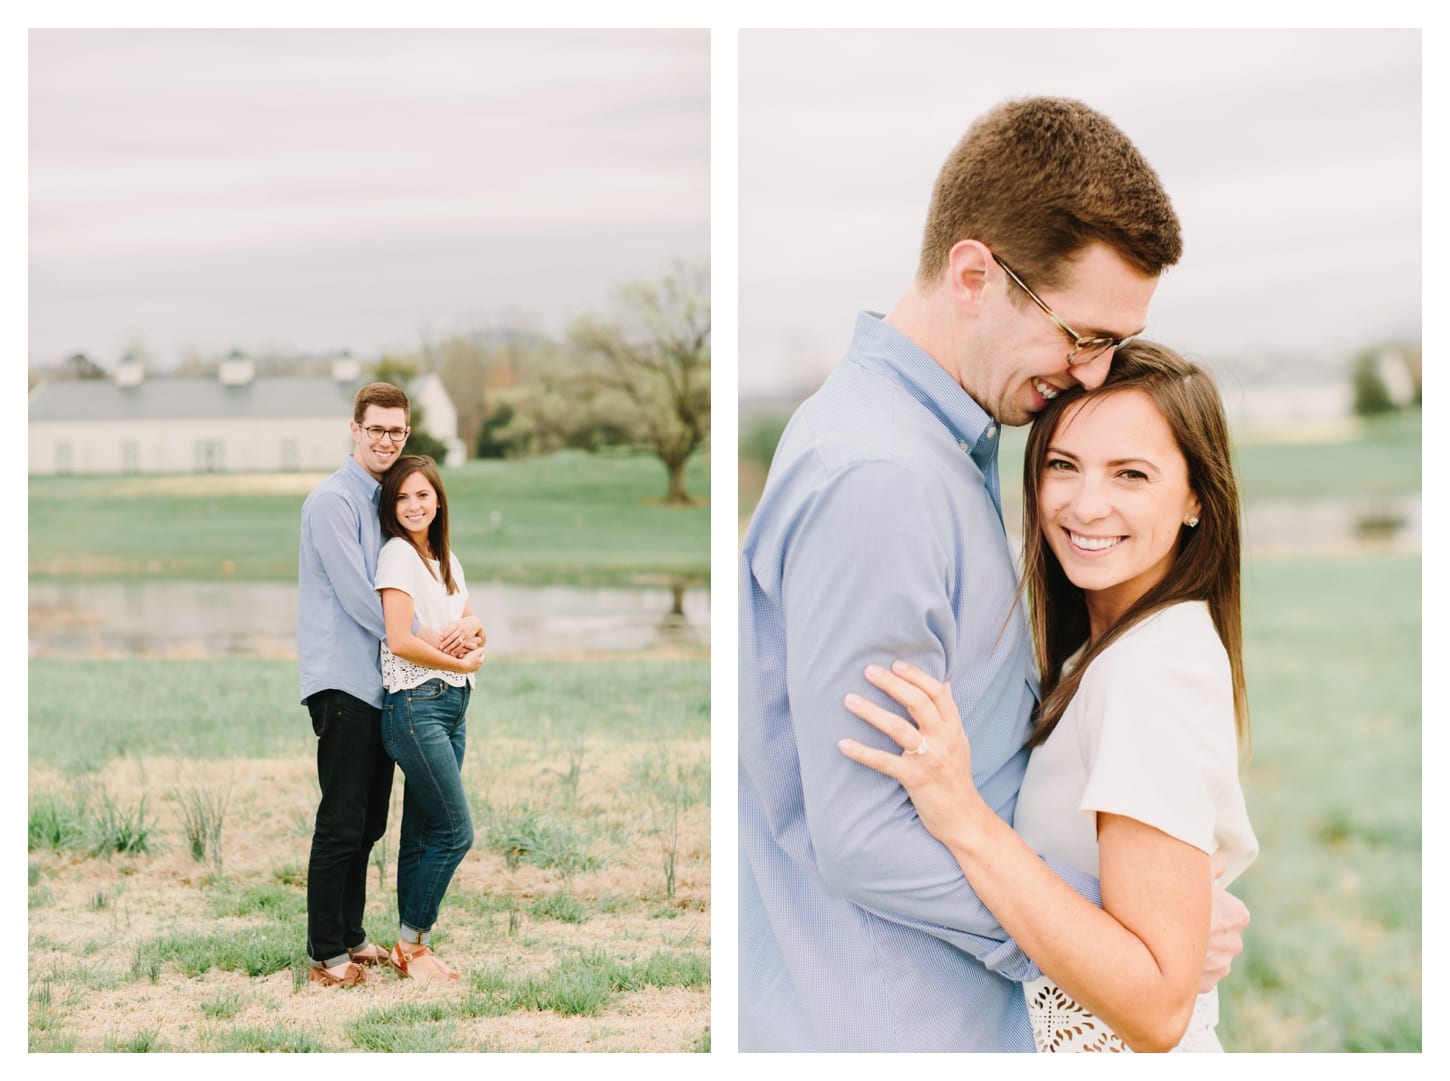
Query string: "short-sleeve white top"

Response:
xmin=1014 ymin=601 xmax=1257 ymax=1053
xmin=1015 ymin=601 xmax=1256 ymax=884
xmin=373 ymin=536 xmax=474 ymax=693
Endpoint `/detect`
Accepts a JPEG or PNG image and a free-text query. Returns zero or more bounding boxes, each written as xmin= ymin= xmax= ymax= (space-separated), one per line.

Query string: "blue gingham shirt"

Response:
xmin=739 ymin=312 xmax=1101 ymax=1051
xmin=297 ymin=456 xmax=389 ymax=708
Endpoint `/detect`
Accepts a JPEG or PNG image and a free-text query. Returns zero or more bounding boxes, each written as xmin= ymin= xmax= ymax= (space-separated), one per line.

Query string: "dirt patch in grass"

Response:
xmin=28 ymin=747 xmax=710 ymax=1053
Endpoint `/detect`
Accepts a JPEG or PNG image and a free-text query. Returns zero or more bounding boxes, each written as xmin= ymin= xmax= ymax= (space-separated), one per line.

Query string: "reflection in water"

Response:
xmin=29 ymin=579 xmax=710 ymax=659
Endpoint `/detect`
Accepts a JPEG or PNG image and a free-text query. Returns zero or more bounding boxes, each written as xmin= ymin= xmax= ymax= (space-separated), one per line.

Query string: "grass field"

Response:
xmin=1222 ymin=551 xmax=1420 ymax=1051
xmin=28 ymin=657 xmax=710 ymax=1052
xmin=29 ymin=449 xmax=710 ymax=587
xmin=28 ymin=450 xmax=711 ymax=1052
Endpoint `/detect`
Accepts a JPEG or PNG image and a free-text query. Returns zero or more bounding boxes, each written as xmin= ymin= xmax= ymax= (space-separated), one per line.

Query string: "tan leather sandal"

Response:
xmin=347 ymin=942 xmax=389 ymax=966
xmin=308 ymin=960 xmax=373 ymax=987
xmin=388 ymin=942 xmax=460 ymax=984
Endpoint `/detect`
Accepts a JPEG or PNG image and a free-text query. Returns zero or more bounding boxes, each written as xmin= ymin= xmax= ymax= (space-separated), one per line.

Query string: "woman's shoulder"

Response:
xmin=1089 ymin=602 xmax=1225 ymax=680
xmin=378 ymin=536 xmax=425 ymax=572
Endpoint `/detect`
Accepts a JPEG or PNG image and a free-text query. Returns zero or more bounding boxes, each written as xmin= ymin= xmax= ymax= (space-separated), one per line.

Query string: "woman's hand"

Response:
xmin=439 ymin=616 xmax=485 ymax=657
xmin=838 ymin=660 xmax=993 ymax=848
xmin=456 ymin=645 xmax=486 ymax=673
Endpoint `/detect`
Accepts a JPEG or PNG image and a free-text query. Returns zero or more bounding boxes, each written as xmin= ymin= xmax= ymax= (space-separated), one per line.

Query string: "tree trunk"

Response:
xmin=665 ymin=456 xmax=689 ymax=505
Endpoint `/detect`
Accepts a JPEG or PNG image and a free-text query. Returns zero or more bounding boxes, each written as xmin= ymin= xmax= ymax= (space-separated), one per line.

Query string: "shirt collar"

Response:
xmin=341 ymin=454 xmax=383 ymax=505
xmin=847 ymin=311 xmax=1001 ymax=469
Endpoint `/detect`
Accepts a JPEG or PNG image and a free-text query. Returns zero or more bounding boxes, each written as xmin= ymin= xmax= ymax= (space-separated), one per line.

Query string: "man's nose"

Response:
xmin=1068 ymin=349 xmax=1115 ymax=390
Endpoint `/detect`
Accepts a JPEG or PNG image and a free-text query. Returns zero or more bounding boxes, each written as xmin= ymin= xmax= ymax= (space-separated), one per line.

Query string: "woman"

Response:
xmin=375 ymin=455 xmax=486 ymax=983
xmin=839 ymin=341 xmax=1257 ymax=1052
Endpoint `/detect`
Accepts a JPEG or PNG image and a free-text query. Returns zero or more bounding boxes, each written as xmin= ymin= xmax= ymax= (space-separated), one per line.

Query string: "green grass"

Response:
xmin=208 ymin=1025 xmax=328 ymax=1053
xmin=28 ymin=786 xmax=156 ymax=857
xmin=480 ymin=801 xmax=600 ymax=877
xmin=1217 ymin=551 xmax=1420 ymax=1051
xmin=465 ymin=947 xmax=710 ymax=1018
xmin=131 ymin=925 xmax=303 ymax=980
xmin=28 ymin=449 xmax=709 ymax=587
xmin=28 ymin=656 xmax=708 ymax=772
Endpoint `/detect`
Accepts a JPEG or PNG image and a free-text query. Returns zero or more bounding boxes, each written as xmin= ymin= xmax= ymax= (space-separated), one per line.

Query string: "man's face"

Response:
xmin=970 ymin=242 xmax=1159 ymax=427
xmin=351 ymin=404 xmax=409 ymax=479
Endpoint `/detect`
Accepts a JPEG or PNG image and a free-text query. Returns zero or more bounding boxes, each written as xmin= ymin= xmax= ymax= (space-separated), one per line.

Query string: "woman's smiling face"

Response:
xmin=1037 ymin=388 xmax=1201 ymax=636
xmin=394 ymin=470 xmax=438 ymax=544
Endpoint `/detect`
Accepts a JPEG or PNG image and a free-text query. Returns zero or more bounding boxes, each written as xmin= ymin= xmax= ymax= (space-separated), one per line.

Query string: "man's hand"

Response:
xmin=1201 ymin=850 xmax=1250 ymax=992
xmin=438 ymin=617 xmax=485 ymax=658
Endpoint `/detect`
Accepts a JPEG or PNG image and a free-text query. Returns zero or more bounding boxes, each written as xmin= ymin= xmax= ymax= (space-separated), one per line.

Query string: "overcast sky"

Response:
xmin=28 ymin=28 xmax=709 ymax=369
xmin=739 ymin=28 xmax=1422 ymax=398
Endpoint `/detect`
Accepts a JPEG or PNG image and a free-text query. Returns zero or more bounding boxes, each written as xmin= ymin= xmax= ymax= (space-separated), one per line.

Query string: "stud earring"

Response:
xmin=1186 ymin=517 xmax=1200 ymax=528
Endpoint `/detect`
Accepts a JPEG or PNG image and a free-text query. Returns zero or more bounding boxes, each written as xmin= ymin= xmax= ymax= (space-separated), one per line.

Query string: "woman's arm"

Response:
xmin=839 ymin=661 xmax=1209 ymax=1052
xmin=381 ymin=587 xmax=484 ymax=674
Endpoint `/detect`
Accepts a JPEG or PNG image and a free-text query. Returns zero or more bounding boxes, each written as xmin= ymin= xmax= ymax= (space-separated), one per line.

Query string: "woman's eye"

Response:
xmin=1119 ymin=470 xmax=1148 ymax=481
xmin=1044 ymin=458 xmax=1073 ymax=472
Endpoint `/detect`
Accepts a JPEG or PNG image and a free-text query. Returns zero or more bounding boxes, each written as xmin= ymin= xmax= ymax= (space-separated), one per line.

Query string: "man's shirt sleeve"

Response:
xmin=307 ymin=489 xmax=388 ymax=642
xmin=780 ymin=457 xmax=1100 ymax=980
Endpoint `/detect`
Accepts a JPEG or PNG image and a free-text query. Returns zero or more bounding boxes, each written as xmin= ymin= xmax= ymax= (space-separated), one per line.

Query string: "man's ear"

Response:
xmin=945 ymin=239 xmax=993 ymax=314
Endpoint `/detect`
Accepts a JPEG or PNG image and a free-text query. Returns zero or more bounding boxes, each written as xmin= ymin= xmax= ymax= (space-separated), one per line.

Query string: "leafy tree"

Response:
xmin=566 ymin=264 xmax=710 ymax=504
xmin=1351 ymin=351 xmax=1396 ymax=417
xmin=64 ymin=352 xmax=106 ymax=380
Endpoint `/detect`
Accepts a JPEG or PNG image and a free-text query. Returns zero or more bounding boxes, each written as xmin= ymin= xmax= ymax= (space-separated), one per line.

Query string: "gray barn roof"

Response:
xmin=29 ymin=375 xmax=366 ymax=422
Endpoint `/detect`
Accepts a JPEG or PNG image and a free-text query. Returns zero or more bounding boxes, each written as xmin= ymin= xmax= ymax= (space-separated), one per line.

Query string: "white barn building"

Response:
xmin=28 ymin=357 xmax=463 ymax=475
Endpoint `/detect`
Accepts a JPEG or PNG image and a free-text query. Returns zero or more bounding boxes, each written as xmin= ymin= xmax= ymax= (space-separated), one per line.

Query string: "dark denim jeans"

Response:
xmin=305 ymin=689 xmax=394 ymax=966
xmin=381 ymin=679 xmax=474 ymax=935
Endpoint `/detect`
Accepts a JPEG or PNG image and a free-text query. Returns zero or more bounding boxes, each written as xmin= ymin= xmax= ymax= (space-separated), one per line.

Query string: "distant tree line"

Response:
xmin=1351 ymin=344 xmax=1421 ymax=418
xmin=412 ymin=262 xmax=710 ymax=504
xmin=37 ymin=264 xmax=710 ymax=505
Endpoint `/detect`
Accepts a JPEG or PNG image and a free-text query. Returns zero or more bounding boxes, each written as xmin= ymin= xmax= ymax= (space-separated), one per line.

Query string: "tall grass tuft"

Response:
xmin=88 ymin=791 xmax=155 ymax=857
xmin=628 ymin=754 xmax=709 ymax=900
xmin=480 ymin=801 xmax=598 ymax=885
xmin=173 ymin=780 xmax=230 ymax=872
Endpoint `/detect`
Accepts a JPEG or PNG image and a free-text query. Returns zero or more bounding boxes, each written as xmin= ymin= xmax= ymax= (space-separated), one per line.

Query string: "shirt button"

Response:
xmin=985 ymin=424 xmax=997 ymax=438
xmin=958 ymin=440 xmax=968 ymax=451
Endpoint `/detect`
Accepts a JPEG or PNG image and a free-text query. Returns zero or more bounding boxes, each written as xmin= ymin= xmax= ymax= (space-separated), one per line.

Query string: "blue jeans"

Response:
xmin=381 ymin=679 xmax=474 ymax=935
xmin=305 ymin=689 xmax=394 ymax=966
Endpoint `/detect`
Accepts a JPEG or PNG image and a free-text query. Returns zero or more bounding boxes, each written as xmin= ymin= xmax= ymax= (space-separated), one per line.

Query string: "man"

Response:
xmin=739 ymin=97 xmax=1248 ymax=1050
xmin=297 ymin=382 xmax=481 ymax=987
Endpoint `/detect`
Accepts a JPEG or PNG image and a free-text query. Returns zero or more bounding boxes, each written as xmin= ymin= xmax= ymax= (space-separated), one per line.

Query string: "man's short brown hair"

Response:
xmin=353 ymin=382 xmax=410 ymax=424
xmin=918 ymin=97 xmax=1182 ymax=291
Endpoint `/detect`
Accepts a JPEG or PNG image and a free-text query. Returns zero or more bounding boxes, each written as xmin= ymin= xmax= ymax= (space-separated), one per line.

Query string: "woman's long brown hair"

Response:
xmin=379 ymin=455 xmax=458 ymax=595
xmin=1021 ymin=340 xmax=1249 ymax=754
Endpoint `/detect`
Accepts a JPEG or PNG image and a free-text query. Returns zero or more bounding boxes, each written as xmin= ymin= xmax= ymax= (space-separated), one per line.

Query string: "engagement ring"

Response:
xmin=905 ymin=738 xmax=929 ymax=756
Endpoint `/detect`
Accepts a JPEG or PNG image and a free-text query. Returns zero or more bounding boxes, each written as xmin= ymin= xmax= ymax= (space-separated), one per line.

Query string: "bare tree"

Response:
xmin=567 ymin=264 xmax=710 ymax=504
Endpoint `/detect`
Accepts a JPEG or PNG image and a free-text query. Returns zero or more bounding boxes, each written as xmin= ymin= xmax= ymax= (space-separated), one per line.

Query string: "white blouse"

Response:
xmin=373 ymin=536 xmax=474 ymax=693
xmin=1014 ymin=601 xmax=1258 ymax=1052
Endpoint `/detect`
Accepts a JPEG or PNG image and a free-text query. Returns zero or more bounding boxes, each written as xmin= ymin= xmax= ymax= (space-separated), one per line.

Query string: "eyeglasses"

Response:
xmin=361 ymin=425 xmax=410 ymax=443
xmin=993 ymin=253 xmax=1132 ymax=367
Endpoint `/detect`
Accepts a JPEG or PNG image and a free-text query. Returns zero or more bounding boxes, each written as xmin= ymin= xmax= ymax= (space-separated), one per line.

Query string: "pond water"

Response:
xmin=29 ymin=580 xmax=710 ymax=659
xmin=27 ymin=494 xmax=1417 ymax=660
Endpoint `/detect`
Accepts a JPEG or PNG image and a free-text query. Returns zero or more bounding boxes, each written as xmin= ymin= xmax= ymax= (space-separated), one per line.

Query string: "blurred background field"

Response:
xmin=740 ymin=408 xmax=1421 ymax=1053
xmin=28 ymin=451 xmax=709 ymax=589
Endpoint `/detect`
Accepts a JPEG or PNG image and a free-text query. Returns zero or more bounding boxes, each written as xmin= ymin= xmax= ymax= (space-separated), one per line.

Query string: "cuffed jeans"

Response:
xmin=381 ymin=679 xmax=474 ymax=935
xmin=305 ymin=689 xmax=394 ymax=966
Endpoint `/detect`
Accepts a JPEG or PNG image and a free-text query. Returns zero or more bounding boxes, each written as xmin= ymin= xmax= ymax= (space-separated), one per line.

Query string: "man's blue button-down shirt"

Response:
xmin=739 ymin=312 xmax=1100 ymax=1051
xmin=297 ymin=456 xmax=389 ymax=708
